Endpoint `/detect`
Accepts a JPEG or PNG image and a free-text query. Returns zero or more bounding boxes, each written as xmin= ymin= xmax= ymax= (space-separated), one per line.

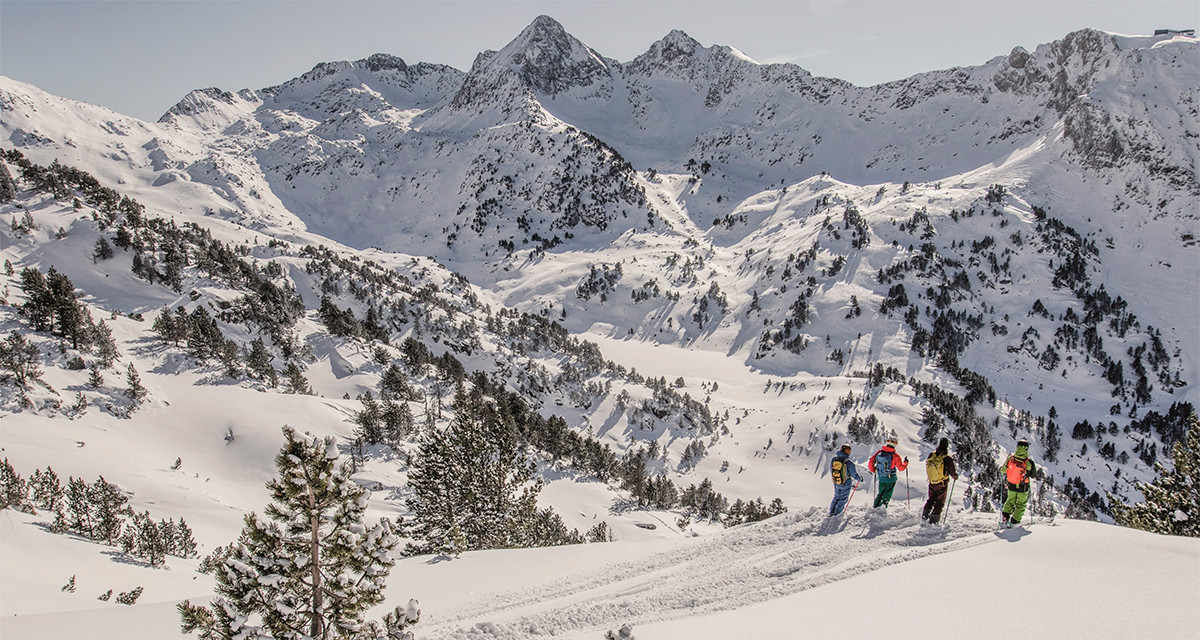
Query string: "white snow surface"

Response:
xmin=3 ymin=504 xmax=1197 ymax=639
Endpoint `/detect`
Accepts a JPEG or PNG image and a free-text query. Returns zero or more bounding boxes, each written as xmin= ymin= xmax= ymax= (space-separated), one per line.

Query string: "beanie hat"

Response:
xmin=936 ymin=437 xmax=949 ymax=455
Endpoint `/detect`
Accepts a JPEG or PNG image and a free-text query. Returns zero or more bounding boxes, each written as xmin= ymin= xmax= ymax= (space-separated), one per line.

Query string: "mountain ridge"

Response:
xmin=1 ymin=17 xmax=1197 ymax=532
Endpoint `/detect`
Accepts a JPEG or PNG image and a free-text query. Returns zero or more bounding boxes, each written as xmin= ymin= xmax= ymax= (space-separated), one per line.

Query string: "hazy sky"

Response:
xmin=1 ymin=1 xmax=1196 ymax=122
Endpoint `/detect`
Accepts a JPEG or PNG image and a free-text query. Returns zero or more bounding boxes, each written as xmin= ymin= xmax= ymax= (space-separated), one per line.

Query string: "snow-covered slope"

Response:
xmin=4 ymin=505 xmax=1197 ymax=639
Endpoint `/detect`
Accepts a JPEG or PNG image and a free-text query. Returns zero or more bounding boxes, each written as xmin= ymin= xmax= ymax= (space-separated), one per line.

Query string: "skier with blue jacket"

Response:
xmin=828 ymin=444 xmax=864 ymax=517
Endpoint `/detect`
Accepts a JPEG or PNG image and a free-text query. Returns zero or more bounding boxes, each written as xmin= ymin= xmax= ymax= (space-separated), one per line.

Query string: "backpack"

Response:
xmin=831 ymin=458 xmax=847 ymax=485
xmin=874 ymin=450 xmax=896 ymax=479
xmin=927 ymin=454 xmax=946 ymax=484
xmin=1006 ymin=457 xmax=1029 ymax=485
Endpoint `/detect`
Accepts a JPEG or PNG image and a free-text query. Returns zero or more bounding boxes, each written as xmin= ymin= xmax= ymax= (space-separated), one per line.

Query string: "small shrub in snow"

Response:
xmin=115 ymin=586 xmax=142 ymax=605
xmin=605 ymin=624 xmax=636 ymax=640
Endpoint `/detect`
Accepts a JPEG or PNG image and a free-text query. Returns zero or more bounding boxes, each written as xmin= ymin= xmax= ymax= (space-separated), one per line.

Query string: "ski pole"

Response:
xmin=943 ymin=478 xmax=956 ymax=525
xmin=847 ymin=481 xmax=860 ymax=510
xmin=905 ymin=467 xmax=911 ymax=509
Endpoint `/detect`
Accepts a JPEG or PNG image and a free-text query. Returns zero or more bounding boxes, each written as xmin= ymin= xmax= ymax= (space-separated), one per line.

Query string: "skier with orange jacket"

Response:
xmin=868 ymin=438 xmax=908 ymax=508
xmin=1001 ymin=440 xmax=1038 ymax=527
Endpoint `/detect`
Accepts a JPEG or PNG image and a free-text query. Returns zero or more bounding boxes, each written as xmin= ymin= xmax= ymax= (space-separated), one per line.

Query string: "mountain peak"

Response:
xmin=480 ymin=14 xmax=614 ymax=97
xmin=524 ymin=14 xmax=567 ymax=38
xmin=661 ymin=29 xmax=701 ymax=53
xmin=361 ymin=53 xmax=408 ymax=73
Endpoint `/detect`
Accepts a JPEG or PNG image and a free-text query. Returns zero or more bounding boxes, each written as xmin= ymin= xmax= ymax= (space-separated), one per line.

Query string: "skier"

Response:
xmin=1001 ymin=440 xmax=1037 ymax=528
xmin=868 ymin=438 xmax=908 ymax=508
xmin=828 ymin=444 xmax=864 ymax=517
xmin=921 ymin=437 xmax=958 ymax=524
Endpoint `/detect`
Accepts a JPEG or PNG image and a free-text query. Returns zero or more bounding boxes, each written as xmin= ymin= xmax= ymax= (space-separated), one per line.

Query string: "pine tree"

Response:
xmin=88 ymin=363 xmax=105 ymax=388
xmin=1 ymin=458 xmax=28 ymax=510
xmin=1111 ymin=413 xmax=1199 ymax=537
xmin=91 ymin=476 xmax=133 ymax=546
xmin=159 ymin=517 xmax=179 ymax=558
xmin=124 ymin=363 xmax=147 ymax=404
xmin=153 ymin=307 xmax=187 ymax=347
xmin=19 ymin=267 xmax=53 ymax=331
xmin=59 ymin=476 xmax=94 ymax=536
xmin=281 ymin=362 xmax=312 ymax=395
xmin=218 ymin=339 xmax=241 ymax=379
xmin=175 ymin=517 xmax=198 ymax=558
xmin=0 ymin=330 xmax=43 ymax=395
xmin=245 ymin=338 xmax=276 ymax=385
xmin=29 ymin=466 xmax=63 ymax=512
xmin=47 ymin=268 xmax=86 ymax=349
xmin=0 ymin=160 xmax=15 ymax=203
xmin=178 ymin=426 xmax=419 ymax=640
xmin=353 ymin=391 xmax=384 ymax=445
xmin=380 ymin=394 xmax=414 ymax=448
xmin=405 ymin=387 xmax=542 ymax=554
xmin=93 ymin=236 xmax=114 ymax=261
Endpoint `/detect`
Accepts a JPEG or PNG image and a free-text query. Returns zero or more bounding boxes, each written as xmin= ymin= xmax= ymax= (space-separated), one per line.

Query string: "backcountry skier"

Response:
xmin=1001 ymin=440 xmax=1037 ymax=528
xmin=829 ymin=444 xmax=864 ymax=517
xmin=922 ymin=437 xmax=958 ymax=524
xmin=868 ymin=438 xmax=908 ymax=508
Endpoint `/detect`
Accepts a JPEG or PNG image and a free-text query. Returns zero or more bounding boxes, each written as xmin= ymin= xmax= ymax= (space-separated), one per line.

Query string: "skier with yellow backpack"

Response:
xmin=922 ymin=437 xmax=959 ymax=524
xmin=828 ymin=444 xmax=864 ymax=517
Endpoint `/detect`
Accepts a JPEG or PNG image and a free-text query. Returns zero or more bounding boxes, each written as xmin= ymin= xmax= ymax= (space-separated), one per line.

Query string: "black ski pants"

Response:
xmin=922 ymin=481 xmax=949 ymax=523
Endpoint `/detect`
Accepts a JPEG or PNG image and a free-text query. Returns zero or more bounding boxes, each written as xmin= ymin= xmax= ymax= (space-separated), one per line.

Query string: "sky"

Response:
xmin=1 ymin=0 xmax=1197 ymax=122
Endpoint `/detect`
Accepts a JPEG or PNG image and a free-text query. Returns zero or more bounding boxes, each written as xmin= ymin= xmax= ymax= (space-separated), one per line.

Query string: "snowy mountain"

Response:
xmin=1 ymin=16 xmax=1198 ymax=638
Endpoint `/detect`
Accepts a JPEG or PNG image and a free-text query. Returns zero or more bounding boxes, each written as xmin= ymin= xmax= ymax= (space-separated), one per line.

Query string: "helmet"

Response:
xmin=1016 ymin=440 xmax=1030 ymax=448
xmin=841 ymin=444 xmax=852 ymax=453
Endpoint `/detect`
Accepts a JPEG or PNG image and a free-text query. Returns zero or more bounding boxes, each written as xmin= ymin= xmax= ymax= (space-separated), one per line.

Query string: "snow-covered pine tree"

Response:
xmin=405 ymin=386 xmax=542 ymax=555
xmin=178 ymin=426 xmax=419 ymax=640
xmin=1110 ymin=412 xmax=1199 ymax=537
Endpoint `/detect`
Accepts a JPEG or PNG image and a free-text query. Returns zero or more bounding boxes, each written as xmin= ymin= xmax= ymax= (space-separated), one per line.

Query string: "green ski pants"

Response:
xmin=1003 ymin=489 xmax=1029 ymax=523
xmin=874 ymin=478 xmax=897 ymax=508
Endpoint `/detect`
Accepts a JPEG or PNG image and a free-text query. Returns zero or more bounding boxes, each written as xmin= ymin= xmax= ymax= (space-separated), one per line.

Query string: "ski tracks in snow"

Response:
xmin=421 ymin=507 xmax=1004 ymax=638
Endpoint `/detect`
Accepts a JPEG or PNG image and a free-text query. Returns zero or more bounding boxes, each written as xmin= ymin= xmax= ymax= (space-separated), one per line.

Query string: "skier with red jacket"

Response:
xmin=868 ymin=438 xmax=908 ymax=508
